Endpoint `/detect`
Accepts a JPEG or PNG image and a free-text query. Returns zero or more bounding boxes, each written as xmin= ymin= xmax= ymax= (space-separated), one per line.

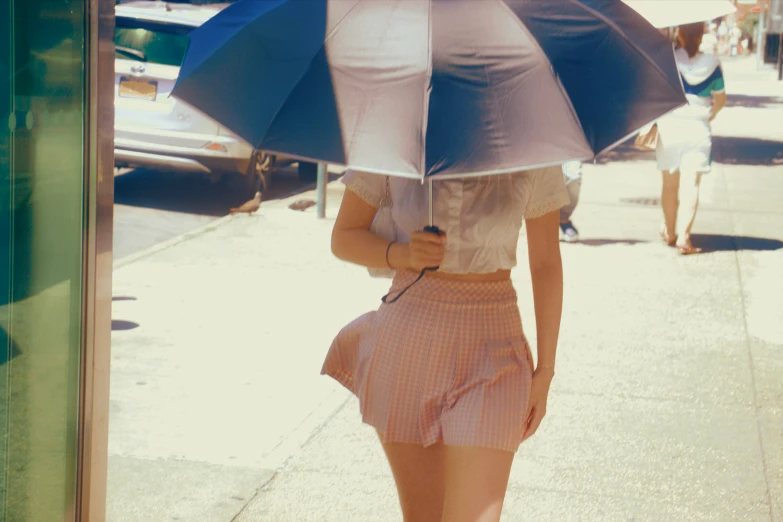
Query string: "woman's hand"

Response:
xmin=407 ymin=230 xmax=447 ymax=271
xmin=522 ymin=368 xmax=554 ymax=441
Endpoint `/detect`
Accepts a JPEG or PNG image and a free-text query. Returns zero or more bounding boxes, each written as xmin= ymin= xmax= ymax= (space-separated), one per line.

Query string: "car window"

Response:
xmin=115 ymin=18 xmax=191 ymax=67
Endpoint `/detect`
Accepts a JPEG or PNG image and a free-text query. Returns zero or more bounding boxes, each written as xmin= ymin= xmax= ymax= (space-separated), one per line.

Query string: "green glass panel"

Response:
xmin=0 ymin=0 xmax=87 ymax=519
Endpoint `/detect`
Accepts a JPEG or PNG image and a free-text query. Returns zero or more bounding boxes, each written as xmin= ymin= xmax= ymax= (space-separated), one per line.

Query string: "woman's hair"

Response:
xmin=678 ymin=23 xmax=705 ymax=58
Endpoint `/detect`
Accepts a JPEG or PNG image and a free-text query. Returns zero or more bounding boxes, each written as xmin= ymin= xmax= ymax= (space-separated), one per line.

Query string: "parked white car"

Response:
xmin=114 ymin=1 xmax=316 ymax=191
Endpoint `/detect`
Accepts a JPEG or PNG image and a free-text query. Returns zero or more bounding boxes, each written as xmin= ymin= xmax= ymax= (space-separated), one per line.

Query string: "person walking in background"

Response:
xmin=559 ymin=160 xmax=582 ymax=242
xmin=656 ymin=22 xmax=727 ymax=255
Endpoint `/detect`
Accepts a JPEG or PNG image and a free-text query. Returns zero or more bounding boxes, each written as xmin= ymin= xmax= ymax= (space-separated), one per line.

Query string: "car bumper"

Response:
xmin=114 ymin=136 xmax=254 ymax=174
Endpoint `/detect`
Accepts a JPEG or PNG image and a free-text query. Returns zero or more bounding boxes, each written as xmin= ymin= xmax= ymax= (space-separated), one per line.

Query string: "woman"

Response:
xmin=656 ymin=22 xmax=727 ymax=255
xmin=322 ymin=167 xmax=568 ymax=522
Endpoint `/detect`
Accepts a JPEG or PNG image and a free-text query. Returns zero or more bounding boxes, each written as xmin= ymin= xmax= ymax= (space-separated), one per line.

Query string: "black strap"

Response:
xmin=381 ymin=267 xmax=438 ymax=304
xmin=382 ymin=226 xmax=442 ymax=304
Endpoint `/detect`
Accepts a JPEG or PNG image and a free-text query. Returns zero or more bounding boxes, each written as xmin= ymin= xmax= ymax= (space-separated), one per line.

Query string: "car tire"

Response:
xmin=247 ymin=150 xmax=276 ymax=192
xmin=298 ymin=161 xmax=318 ymax=182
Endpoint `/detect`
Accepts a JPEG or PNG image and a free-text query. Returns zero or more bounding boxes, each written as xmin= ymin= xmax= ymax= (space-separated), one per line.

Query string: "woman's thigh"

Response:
xmin=379 ymin=434 xmax=446 ymax=522
xmin=661 ymin=170 xmax=681 ymax=190
xmin=441 ymin=445 xmax=516 ymax=522
xmin=679 ymin=169 xmax=703 ymax=188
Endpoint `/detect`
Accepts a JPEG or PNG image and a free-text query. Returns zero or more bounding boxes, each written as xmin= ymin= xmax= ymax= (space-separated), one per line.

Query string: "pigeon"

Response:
xmin=230 ymin=192 xmax=262 ymax=215
xmin=288 ymin=199 xmax=317 ymax=212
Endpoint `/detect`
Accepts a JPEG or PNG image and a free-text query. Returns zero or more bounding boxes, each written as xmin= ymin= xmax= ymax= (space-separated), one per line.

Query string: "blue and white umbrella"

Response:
xmin=174 ymin=0 xmax=686 ymax=180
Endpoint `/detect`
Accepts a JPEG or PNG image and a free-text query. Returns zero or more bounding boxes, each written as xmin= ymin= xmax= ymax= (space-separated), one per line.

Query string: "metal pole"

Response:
xmin=316 ymin=162 xmax=327 ymax=218
xmin=428 ymin=178 xmax=433 ymax=228
xmin=757 ymin=1 xmax=766 ymax=68
xmin=778 ymin=32 xmax=783 ymax=79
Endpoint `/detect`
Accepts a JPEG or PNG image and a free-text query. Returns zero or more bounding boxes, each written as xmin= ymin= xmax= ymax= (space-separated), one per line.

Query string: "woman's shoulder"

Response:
xmin=510 ymin=165 xmax=570 ymax=219
xmin=676 ymin=50 xmax=722 ymax=87
xmin=341 ymin=169 xmax=388 ymax=207
xmin=674 ymin=47 xmax=689 ymax=61
xmin=698 ymin=52 xmax=722 ymax=69
xmin=675 ymin=48 xmax=720 ymax=65
xmin=682 ymin=51 xmax=721 ymax=70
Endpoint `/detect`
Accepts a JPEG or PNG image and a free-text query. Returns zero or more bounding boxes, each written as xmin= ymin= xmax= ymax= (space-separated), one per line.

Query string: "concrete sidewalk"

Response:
xmin=106 ymin=57 xmax=783 ymax=522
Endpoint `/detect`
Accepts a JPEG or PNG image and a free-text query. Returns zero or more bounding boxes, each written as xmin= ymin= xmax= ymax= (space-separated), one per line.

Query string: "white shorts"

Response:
xmin=655 ymin=118 xmax=713 ymax=174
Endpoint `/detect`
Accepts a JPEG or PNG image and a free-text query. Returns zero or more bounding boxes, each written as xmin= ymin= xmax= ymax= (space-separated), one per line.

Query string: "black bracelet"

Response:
xmin=385 ymin=241 xmax=396 ymax=268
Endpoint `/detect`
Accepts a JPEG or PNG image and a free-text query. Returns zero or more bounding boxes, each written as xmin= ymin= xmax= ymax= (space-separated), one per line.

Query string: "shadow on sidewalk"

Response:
xmin=574 ymin=239 xmax=647 ymax=246
xmin=594 ymin=143 xmax=652 ymax=164
xmin=114 ymin=169 xmax=340 ymax=217
xmin=692 ymin=234 xmax=783 ymax=252
xmin=112 ymin=320 xmax=140 ymax=331
xmin=725 ymin=94 xmax=783 ymax=109
xmin=0 ymin=326 xmax=21 ymax=365
xmin=593 ymin=137 xmax=783 ymax=167
xmin=713 ymin=136 xmax=783 ymax=166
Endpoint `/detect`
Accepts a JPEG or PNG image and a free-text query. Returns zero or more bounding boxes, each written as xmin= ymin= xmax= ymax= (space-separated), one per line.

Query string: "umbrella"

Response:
xmin=173 ymin=0 xmax=686 ymax=183
xmin=624 ymin=1 xmax=736 ymax=29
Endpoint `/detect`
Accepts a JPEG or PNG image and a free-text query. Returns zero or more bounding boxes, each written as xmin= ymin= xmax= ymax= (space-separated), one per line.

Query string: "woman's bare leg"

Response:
xmin=440 ymin=446 xmax=515 ymax=522
xmin=660 ymin=169 xmax=680 ymax=245
xmin=379 ymin=434 xmax=446 ymax=522
xmin=675 ymin=169 xmax=703 ymax=253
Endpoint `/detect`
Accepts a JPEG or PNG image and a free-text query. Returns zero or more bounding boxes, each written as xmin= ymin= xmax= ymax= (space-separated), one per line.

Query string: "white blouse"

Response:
xmin=342 ymin=166 xmax=570 ymax=274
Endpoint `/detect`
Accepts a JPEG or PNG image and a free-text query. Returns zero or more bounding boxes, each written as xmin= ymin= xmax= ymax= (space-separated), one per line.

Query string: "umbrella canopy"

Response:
xmin=173 ymin=0 xmax=686 ymax=180
xmin=624 ymin=0 xmax=736 ymax=29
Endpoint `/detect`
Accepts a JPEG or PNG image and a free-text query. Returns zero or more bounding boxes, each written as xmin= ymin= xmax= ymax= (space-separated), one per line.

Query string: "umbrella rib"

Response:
xmin=496 ymin=0 xmax=589 ymax=152
xmin=259 ymin=0 xmax=367 ymax=150
xmin=566 ymin=0 xmax=684 ymax=97
xmin=322 ymin=0 xmax=368 ymax=45
xmin=595 ymin=108 xmax=684 ymax=157
xmin=340 ymin=157 xmax=587 ymax=180
xmin=427 ymin=157 xmax=589 ymax=179
xmin=421 ymin=0 xmax=433 ymax=178
xmin=338 ymin=0 xmax=409 ymax=168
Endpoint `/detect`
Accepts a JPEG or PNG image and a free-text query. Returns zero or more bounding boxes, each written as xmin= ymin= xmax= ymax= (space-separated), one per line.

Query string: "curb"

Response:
xmin=257 ymin=387 xmax=351 ymax=471
xmin=113 ymin=174 xmax=345 ymax=271
xmin=113 ymin=212 xmax=238 ymax=270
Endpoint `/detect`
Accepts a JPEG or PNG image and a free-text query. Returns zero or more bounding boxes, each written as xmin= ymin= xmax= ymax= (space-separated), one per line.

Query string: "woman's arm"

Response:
xmin=710 ymin=91 xmax=727 ymax=121
xmin=521 ymin=209 xmax=563 ymax=441
xmin=331 ymin=189 xmax=445 ymax=271
xmin=524 ymin=209 xmax=563 ymax=375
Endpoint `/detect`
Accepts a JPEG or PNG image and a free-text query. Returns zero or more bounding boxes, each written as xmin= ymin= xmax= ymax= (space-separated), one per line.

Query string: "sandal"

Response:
xmin=676 ymin=242 xmax=702 ymax=256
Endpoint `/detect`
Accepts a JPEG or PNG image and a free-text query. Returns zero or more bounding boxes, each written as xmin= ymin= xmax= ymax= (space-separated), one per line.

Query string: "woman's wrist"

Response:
xmin=535 ymin=362 xmax=555 ymax=377
xmin=386 ymin=242 xmax=411 ymax=270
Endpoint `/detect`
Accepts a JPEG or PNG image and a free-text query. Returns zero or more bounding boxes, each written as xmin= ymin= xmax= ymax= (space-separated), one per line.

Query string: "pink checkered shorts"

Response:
xmin=321 ymin=271 xmax=534 ymax=453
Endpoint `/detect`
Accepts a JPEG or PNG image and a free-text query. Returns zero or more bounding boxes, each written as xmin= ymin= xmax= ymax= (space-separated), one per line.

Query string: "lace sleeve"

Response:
xmin=524 ymin=165 xmax=571 ymax=219
xmin=341 ymin=170 xmax=385 ymax=208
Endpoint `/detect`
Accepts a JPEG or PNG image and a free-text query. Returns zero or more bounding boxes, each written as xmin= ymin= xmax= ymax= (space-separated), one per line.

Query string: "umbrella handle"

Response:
xmin=423 ymin=225 xmax=441 ymax=271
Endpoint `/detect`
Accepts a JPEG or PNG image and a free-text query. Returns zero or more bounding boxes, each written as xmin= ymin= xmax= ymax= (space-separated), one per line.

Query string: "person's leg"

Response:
xmin=379 ymin=435 xmax=446 ymax=522
xmin=440 ymin=446 xmax=515 ymax=522
xmin=675 ymin=169 xmax=703 ymax=254
xmin=560 ymin=161 xmax=582 ymax=223
xmin=660 ymin=169 xmax=680 ymax=245
xmin=559 ymin=161 xmax=582 ymax=241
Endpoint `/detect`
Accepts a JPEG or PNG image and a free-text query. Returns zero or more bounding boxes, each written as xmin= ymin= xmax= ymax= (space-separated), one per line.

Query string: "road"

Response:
xmin=113 ymin=165 xmax=314 ymax=260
